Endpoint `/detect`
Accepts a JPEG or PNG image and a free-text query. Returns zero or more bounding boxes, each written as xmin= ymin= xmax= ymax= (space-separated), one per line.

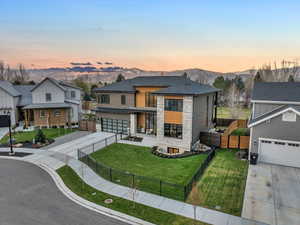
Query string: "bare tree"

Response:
xmin=227 ymin=82 xmax=243 ymax=119
xmin=13 ymin=64 xmax=29 ymax=84
xmin=259 ymin=60 xmax=299 ymax=82
xmin=196 ymin=75 xmax=208 ymax=84
xmin=0 ymin=61 xmax=5 ymax=80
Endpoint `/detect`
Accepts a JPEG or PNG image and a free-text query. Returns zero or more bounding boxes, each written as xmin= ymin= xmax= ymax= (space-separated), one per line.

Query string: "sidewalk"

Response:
xmin=0 ymin=132 xmax=267 ymax=225
xmin=0 ymin=128 xmax=8 ymax=140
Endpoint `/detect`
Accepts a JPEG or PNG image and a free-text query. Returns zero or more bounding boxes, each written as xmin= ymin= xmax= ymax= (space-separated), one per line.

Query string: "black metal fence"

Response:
xmin=184 ymin=149 xmax=215 ymax=199
xmin=77 ymin=134 xmax=216 ymax=201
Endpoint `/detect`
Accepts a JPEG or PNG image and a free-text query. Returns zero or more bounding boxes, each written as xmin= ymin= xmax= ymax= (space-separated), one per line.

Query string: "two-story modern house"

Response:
xmin=248 ymin=82 xmax=300 ymax=168
xmin=0 ymin=77 xmax=82 ymax=128
xmin=23 ymin=77 xmax=82 ymax=128
xmin=93 ymin=76 xmax=219 ymax=153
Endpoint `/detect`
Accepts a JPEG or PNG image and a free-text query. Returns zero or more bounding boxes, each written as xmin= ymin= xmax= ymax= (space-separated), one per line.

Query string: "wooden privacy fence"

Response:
xmin=79 ymin=120 xmax=96 ymax=132
xmin=223 ymin=119 xmax=248 ymax=136
xmin=216 ymin=118 xmax=236 ymax=127
xmin=201 ymin=119 xmax=250 ymax=149
xmin=200 ymin=132 xmax=250 ymax=149
xmin=220 ymin=135 xmax=250 ymax=149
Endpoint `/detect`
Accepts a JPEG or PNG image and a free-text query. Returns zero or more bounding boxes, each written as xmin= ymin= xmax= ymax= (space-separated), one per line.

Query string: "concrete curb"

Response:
xmin=0 ymin=156 xmax=155 ymax=225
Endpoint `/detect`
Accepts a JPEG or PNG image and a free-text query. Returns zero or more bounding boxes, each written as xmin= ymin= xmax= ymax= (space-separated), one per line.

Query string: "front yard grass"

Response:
xmin=57 ymin=166 xmax=209 ymax=225
xmin=0 ymin=128 xmax=76 ymax=144
xmin=217 ymin=106 xmax=250 ymax=119
xmin=187 ymin=149 xmax=248 ymax=216
xmin=90 ymin=143 xmax=208 ymax=185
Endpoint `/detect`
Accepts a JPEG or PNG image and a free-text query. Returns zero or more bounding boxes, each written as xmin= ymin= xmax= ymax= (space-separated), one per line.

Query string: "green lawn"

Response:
xmin=57 ymin=166 xmax=209 ymax=225
xmin=217 ymin=107 xmax=250 ymax=119
xmin=187 ymin=149 xmax=248 ymax=216
xmin=0 ymin=128 xmax=76 ymax=144
xmin=90 ymin=143 xmax=207 ymax=185
xmin=231 ymin=128 xmax=250 ymax=136
xmin=87 ymin=143 xmax=208 ymax=200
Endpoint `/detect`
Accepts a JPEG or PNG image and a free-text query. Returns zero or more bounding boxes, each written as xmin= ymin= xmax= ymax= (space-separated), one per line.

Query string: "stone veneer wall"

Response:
xmin=156 ymin=95 xmax=193 ymax=153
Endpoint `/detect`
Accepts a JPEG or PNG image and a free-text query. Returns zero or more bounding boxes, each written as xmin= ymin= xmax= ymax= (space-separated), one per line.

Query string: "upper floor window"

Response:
xmin=164 ymin=123 xmax=182 ymax=139
xmin=164 ymin=99 xmax=183 ymax=112
xmin=145 ymin=92 xmax=156 ymax=107
xmin=99 ymin=94 xmax=110 ymax=104
xmin=121 ymin=95 xmax=126 ymax=105
xmin=45 ymin=93 xmax=52 ymax=102
xmin=71 ymin=91 xmax=76 ymax=99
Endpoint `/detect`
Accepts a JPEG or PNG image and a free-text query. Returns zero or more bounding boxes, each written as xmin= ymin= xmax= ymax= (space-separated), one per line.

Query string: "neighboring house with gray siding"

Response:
xmin=248 ymin=82 xmax=300 ymax=168
xmin=93 ymin=76 xmax=219 ymax=153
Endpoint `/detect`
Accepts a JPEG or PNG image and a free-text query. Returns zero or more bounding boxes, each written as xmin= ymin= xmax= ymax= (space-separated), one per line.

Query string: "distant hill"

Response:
xmin=28 ymin=67 xmax=253 ymax=84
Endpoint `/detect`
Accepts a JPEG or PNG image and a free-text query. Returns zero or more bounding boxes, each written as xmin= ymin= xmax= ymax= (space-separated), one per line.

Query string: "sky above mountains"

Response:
xmin=1 ymin=0 xmax=300 ymax=72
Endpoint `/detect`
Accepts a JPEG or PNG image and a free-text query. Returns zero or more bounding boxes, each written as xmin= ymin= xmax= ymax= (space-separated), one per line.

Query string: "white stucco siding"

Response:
xmin=32 ymin=80 xmax=65 ymax=104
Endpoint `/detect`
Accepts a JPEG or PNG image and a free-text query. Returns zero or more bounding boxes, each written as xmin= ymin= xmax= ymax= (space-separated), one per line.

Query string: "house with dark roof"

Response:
xmin=0 ymin=77 xmax=82 ymax=128
xmin=93 ymin=76 xmax=219 ymax=153
xmin=248 ymin=82 xmax=300 ymax=168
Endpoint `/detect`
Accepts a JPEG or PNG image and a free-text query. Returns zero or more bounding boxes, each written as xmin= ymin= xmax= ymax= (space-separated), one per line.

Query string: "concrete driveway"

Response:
xmin=242 ymin=163 xmax=300 ymax=225
xmin=0 ymin=159 xmax=128 ymax=225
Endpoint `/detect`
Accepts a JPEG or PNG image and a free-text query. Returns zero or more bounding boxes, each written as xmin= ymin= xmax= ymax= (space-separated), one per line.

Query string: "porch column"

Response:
xmin=130 ymin=113 xmax=137 ymax=136
xmin=24 ymin=109 xmax=28 ymax=128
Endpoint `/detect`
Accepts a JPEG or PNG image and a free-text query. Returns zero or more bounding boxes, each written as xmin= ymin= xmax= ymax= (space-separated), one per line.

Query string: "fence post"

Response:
xmin=132 ymin=174 xmax=135 ymax=188
xmin=160 ymin=180 xmax=162 ymax=196
xmin=115 ymin=134 xmax=118 ymax=143
xmin=105 ymin=138 xmax=107 ymax=146
xmin=109 ymin=168 xmax=112 ymax=181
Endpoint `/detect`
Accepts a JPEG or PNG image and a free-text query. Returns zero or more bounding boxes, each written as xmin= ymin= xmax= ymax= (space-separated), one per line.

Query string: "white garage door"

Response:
xmin=259 ymin=138 xmax=300 ymax=168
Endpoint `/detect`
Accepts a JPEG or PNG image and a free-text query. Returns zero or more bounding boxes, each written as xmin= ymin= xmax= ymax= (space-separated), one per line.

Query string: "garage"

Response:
xmin=101 ymin=118 xmax=129 ymax=134
xmin=259 ymin=138 xmax=300 ymax=168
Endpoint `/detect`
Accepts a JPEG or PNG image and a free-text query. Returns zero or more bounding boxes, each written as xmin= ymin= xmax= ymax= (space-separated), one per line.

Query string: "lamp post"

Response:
xmin=3 ymin=110 xmax=14 ymax=155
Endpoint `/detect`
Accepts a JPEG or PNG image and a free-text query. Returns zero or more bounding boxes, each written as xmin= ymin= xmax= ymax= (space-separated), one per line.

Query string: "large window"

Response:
xmin=99 ymin=94 xmax=110 ymax=104
xmin=121 ymin=95 xmax=126 ymax=105
xmin=164 ymin=99 xmax=183 ymax=112
xmin=164 ymin=123 xmax=182 ymax=139
xmin=45 ymin=93 xmax=52 ymax=102
xmin=145 ymin=92 xmax=156 ymax=107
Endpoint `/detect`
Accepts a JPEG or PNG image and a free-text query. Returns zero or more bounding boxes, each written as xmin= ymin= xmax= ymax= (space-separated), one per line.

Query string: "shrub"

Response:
xmin=35 ymin=129 xmax=47 ymax=143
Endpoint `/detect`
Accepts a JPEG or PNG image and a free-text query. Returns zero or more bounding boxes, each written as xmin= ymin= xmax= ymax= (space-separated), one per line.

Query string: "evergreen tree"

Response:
xmin=288 ymin=75 xmax=295 ymax=82
xmin=182 ymin=72 xmax=188 ymax=78
xmin=213 ymin=76 xmax=225 ymax=89
xmin=254 ymin=71 xmax=263 ymax=83
xmin=116 ymin=73 xmax=125 ymax=82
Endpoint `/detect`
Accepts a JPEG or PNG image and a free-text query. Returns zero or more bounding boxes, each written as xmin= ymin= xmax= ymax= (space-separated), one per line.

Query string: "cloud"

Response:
xmin=96 ymin=62 xmax=102 ymax=65
xmin=70 ymin=62 xmax=92 ymax=66
xmin=105 ymin=62 xmax=113 ymax=65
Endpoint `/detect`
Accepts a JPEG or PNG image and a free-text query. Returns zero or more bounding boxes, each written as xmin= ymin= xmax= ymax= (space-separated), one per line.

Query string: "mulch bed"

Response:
xmin=0 ymin=139 xmax=54 ymax=149
xmin=0 ymin=152 xmax=32 ymax=157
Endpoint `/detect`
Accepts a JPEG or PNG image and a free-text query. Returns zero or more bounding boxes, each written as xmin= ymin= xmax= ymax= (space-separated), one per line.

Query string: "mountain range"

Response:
xmin=28 ymin=67 xmax=254 ymax=84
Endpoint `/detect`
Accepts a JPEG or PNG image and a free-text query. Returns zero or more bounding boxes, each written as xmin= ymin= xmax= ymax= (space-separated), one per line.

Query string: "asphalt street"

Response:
xmin=0 ymin=159 xmax=129 ymax=225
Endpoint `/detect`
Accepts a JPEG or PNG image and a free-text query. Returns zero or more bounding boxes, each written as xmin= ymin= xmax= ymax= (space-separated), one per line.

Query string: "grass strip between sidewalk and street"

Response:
xmin=57 ymin=165 xmax=210 ymax=225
